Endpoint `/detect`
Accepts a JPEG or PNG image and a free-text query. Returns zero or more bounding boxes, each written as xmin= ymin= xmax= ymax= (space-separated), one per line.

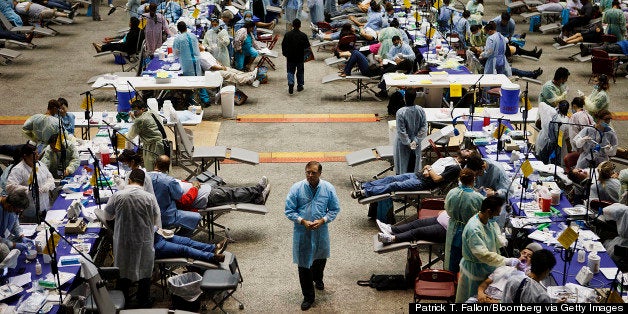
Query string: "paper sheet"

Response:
xmin=64 ymin=193 xmax=83 ymax=200
xmin=600 ymin=268 xmax=619 ymax=280
xmin=45 ymin=210 xmax=67 ymax=223
xmin=8 ymin=273 xmax=31 ymax=287
xmin=20 ymin=224 xmax=38 ymax=237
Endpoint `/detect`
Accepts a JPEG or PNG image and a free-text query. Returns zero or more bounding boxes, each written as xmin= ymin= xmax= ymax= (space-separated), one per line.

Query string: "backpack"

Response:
xmin=357 ymin=274 xmax=407 ymax=291
xmin=387 ymin=90 xmax=405 ymax=116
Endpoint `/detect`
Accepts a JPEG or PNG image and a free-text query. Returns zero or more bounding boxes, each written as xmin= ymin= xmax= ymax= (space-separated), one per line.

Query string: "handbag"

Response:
xmin=234 ymin=89 xmax=248 ymax=106
xmin=303 ymin=47 xmax=315 ymax=63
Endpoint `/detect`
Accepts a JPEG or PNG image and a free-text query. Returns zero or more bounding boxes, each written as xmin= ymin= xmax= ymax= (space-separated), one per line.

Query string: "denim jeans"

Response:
xmin=361 ymin=173 xmax=425 ymax=196
xmin=511 ymin=68 xmax=534 ymax=78
xmin=344 ymin=50 xmax=370 ymax=76
xmin=287 ymin=62 xmax=304 ymax=86
xmin=154 ymin=234 xmax=217 ymax=263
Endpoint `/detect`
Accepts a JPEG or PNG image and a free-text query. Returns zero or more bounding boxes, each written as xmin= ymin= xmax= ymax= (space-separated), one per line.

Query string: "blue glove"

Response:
xmin=14 ymin=242 xmax=28 ymax=252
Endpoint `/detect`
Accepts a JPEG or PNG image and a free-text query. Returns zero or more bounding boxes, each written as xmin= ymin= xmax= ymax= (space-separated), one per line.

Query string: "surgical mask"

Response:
xmin=212 ymin=26 xmax=219 ymax=32
xmin=601 ymin=122 xmax=609 ymax=128
xmin=594 ymin=85 xmax=599 ymax=90
xmin=120 ymin=164 xmax=131 ymax=172
xmin=488 ymin=216 xmax=499 ymax=223
xmin=394 ymin=43 xmax=400 ymax=47
xmin=245 ymin=17 xmax=252 ymax=22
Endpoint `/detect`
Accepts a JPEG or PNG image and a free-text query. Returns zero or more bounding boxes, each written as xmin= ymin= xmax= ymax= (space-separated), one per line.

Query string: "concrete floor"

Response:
xmin=1 ymin=0 xmax=627 ymax=313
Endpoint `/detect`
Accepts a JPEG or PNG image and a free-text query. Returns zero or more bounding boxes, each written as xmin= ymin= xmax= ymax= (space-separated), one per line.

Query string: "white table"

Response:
xmin=422 ymin=107 xmax=538 ymax=124
xmin=383 ymin=73 xmax=513 ymax=107
xmin=91 ymin=74 xmax=223 ymax=91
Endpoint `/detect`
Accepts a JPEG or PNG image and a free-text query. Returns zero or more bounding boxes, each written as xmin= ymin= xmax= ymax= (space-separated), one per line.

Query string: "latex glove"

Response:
xmin=602 ymin=144 xmax=612 ymax=152
xmin=14 ymin=242 xmax=28 ymax=252
xmin=410 ymin=141 xmax=417 ymax=150
xmin=113 ymin=175 xmax=124 ymax=187
xmin=577 ymin=89 xmax=584 ymax=97
xmin=498 ymin=233 xmax=508 ymax=247
xmin=576 ymin=136 xmax=592 ymax=147
xmin=505 ymin=257 xmax=520 ymax=267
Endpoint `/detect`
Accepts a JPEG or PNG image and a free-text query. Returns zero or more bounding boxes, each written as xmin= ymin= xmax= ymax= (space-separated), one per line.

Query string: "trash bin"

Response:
xmin=168 ymin=272 xmax=203 ymax=302
xmin=220 ymin=85 xmax=236 ymax=118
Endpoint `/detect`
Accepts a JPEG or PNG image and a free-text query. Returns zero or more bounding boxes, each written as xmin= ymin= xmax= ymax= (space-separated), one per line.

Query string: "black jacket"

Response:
xmin=281 ymin=29 xmax=310 ymax=64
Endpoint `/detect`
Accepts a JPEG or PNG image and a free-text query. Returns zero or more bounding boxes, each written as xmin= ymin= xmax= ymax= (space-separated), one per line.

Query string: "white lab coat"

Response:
xmin=105 ymin=185 xmax=161 ymax=281
xmin=6 ymin=160 xmax=55 ymax=222
xmin=603 ymin=203 xmax=628 ymax=261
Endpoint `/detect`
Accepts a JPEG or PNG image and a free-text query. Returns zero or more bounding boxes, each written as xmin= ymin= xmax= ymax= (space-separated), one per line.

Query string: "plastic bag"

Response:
xmin=168 ymin=272 xmax=203 ymax=302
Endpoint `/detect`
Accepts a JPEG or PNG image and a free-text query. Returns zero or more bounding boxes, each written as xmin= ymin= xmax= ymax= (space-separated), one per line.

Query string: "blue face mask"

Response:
xmin=601 ymin=122 xmax=609 ymax=128
xmin=212 ymin=26 xmax=219 ymax=32
xmin=488 ymin=216 xmax=499 ymax=223
xmin=120 ymin=163 xmax=131 ymax=172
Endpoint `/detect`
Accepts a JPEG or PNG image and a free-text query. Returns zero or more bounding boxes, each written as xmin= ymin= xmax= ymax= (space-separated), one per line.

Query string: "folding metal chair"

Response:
xmin=200 ymin=253 xmax=244 ymax=313
xmin=256 ymin=34 xmax=278 ymax=70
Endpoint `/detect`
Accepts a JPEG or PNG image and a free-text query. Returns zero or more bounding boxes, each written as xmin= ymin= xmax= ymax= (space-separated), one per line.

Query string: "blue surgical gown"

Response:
xmin=475 ymin=158 xmax=510 ymax=198
xmin=481 ymin=32 xmax=511 ymax=76
xmin=444 ymin=186 xmax=484 ymax=272
xmin=150 ymin=171 xmax=201 ymax=230
xmin=173 ymin=32 xmax=202 ymax=76
xmin=285 ymin=180 xmax=341 ymax=268
xmin=394 ymin=105 xmax=427 ymax=174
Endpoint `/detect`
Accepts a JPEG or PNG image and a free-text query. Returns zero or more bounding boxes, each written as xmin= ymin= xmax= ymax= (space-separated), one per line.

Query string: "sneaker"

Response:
xmin=297 ymin=85 xmax=304 ymax=92
xmin=252 ymin=80 xmax=260 ymax=87
xmin=259 ymin=176 xmax=268 ymax=188
xmin=288 ymin=84 xmax=294 ymax=94
xmin=262 ymin=183 xmax=271 ymax=204
xmin=533 ymin=68 xmax=543 ymax=79
xmin=377 ymin=232 xmax=395 ymax=244
xmin=349 ymin=174 xmax=360 ymax=191
xmin=376 ymin=219 xmax=393 ymax=235
xmin=317 ymin=31 xmax=324 ymax=42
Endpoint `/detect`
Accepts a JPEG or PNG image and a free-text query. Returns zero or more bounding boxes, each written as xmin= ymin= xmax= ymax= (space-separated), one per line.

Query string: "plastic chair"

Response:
xmin=589 ymin=49 xmax=618 ymax=83
xmin=200 ymin=253 xmax=244 ymax=313
xmin=413 ymin=269 xmax=457 ymax=303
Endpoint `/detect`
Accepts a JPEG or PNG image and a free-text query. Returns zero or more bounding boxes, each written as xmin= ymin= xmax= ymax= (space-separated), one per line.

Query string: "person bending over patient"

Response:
xmin=350 ymin=149 xmax=475 ymax=199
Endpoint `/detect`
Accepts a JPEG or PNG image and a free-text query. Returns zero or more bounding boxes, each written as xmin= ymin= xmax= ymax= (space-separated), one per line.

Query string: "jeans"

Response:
xmin=344 ymin=50 xmax=370 ymax=76
xmin=391 ymin=216 xmax=446 ymax=243
xmin=361 ymin=173 xmax=426 ymax=196
xmin=286 ymin=62 xmax=304 ymax=87
xmin=298 ymin=259 xmax=327 ymax=301
xmin=511 ymin=68 xmax=535 ymax=78
xmin=154 ymin=234 xmax=217 ymax=262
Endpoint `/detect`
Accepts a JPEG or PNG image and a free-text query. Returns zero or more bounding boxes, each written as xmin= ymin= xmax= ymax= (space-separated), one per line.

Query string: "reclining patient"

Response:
xmin=176 ymin=176 xmax=272 ymax=210
xmin=154 ymin=227 xmax=227 ymax=263
xmin=350 ymin=149 xmax=475 ymax=199
xmin=199 ymin=49 xmax=259 ymax=85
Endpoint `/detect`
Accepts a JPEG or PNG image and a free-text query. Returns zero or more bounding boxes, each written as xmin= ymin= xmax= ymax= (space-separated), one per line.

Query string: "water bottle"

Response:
xmin=588 ymin=251 xmax=600 ymax=273
xmin=35 ymin=259 xmax=42 ymax=276
xmin=577 ymin=249 xmax=586 ymax=263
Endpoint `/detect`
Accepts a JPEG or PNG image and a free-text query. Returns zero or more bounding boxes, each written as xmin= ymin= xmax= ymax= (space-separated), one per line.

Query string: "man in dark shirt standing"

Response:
xmin=281 ymin=19 xmax=310 ymax=94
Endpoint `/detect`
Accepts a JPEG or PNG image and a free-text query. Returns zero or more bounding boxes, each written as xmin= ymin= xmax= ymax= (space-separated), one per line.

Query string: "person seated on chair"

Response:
xmin=92 ymin=17 xmax=145 ymax=55
xmin=199 ymin=49 xmax=260 ymax=85
xmin=348 ymin=1 xmax=385 ymax=41
xmin=0 ymin=185 xmax=32 ymax=253
xmin=472 ymin=242 xmax=543 ymax=303
xmin=579 ymin=38 xmax=628 ymax=57
xmin=469 ymin=151 xmax=510 ymax=199
xmin=377 ymin=18 xmax=409 ymax=59
xmin=501 ymin=249 xmax=558 ymax=303
xmin=590 ymin=161 xmax=621 ymax=203
xmin=176 ymin=176 xmax=271 ymax=211
xmin=350 ymin=149 xmax=475 ymax=199
xmin=233 ymin=10 xmax=276 ymax=34
xmin=154 ymin=227 xmax=227 ymax=263
xmin=527 ymin=0 xmax=565 ymax=12
xmin=337 ymin=49 xmax=395 ymax=77
xmin=40 ymin=132 xmax=80 ymax=179
xmin=113 ymin=149 xmax=154 ymax=193
xmin=385 ymin=35 xmax=414 ymax=73
xmin=149 ymin=155 xmax=201 ymax=235
xmin=561 ymin=0 xmax=594 ymax=37
xmin=234 ymin=20 xmax=262 ymax=71
xmin=602 ymin=202 xmax=628 ymax=263
xmin=572 ymin=109 xmax=617 ymax=169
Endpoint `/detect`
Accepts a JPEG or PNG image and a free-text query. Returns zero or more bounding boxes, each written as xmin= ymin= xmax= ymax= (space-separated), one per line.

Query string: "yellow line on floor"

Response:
xmin=221 ymin=151 xmax=352 ymax=163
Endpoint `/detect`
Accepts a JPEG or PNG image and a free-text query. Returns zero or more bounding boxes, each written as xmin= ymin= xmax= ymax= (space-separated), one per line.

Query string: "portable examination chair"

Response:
xmin=373 ymin=235 xmax=445 ymax=270
xmin=322 ymin=72 xmax=382 ymax=101
xmin=0 ymin=47 xmax=21 ymax=65
xmin=196 ymin=201 xmax=268 ymax=242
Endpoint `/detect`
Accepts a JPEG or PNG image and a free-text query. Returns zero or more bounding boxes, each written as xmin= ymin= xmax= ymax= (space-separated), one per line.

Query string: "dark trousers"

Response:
xmin=286 ymin=61 xmax=305 ymax=87
xmin=391 ymin=216 xmax=446 ymax=243
xmin=206 ymin=184 xmax=264 ymax=207
xmin=298 ymin=259 xmax=327 ymax=301
xmin=562 ymin=17 xmax=591 ymax=34
xmin=117 ymin=277 xmax=151 ymax=306
xmin=0 ymin=29 xmax=27 ymax=42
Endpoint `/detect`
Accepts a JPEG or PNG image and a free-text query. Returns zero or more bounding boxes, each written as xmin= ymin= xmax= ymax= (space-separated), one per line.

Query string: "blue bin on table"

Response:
xmin=500 ymin=83 xmax=520 ymax=115
xmin=116 ymin=85 xmax=135 ymax=112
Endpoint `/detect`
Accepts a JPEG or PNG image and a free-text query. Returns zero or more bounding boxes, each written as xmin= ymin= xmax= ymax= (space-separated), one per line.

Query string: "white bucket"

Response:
xmin=220 ymin=85 xmax=236 ymax=118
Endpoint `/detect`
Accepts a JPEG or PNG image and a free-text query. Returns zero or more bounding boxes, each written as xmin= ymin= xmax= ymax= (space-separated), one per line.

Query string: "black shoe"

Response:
xmin=557 ymin=37 xmax=568 ymax=46
xmin=301 ymin=300 xmax=314 ymax=311
xmin=314 ymin=280 xmax=324 ymax=290
xmin=533 ymin=68 xmax=543 ymax=79
xmin=297 ymin=85 xmax=304 ymax=92
xmin=535 ymin=49 xmax=542 ymax=59
xmin=350 ymin=190 xmax=364 ymax=199
xmin=375 ymin=90 xmax=388 ymax=99
xmin=580 ymin=43 xmax=591 ymax=57
xmin=334 ymin=49 xmax=340 ymax=59
xmin=68 ymin=10 xmax=75 ymax=19
xmin=532 ymin=46 xmax=538 ymax=53
xmin=520 ymin=32 xmax=526 ymax=39
xmin=289 ymin=84 xmax=294 ymax=94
